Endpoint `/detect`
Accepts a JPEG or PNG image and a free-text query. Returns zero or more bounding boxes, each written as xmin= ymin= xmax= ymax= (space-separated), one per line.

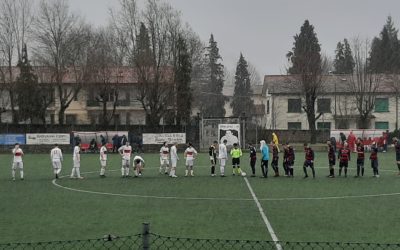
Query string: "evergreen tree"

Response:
xmin=334 ymin=39 xmax=354 ymax=74
xmin=175 ymin=35 xmax=192 ymax=125
xmin=231 ymin=53 xmax=254 ymax=117
xmin=202 ymin=34 xmax=226 ymax=117
xmin=343 ymin=39 xmax=355 ymax=74
xmin=135 ymin=22 xmax=154 ymax=67
xmin=370 ymin=16 xmax=399 ymax=73
xmin=286 ymin=20 xmax=324 ymax=143
xmin=334 ymin=41 xmax=345 ymax=73
xmin=16 ymin=45 xmax=52 ymax=124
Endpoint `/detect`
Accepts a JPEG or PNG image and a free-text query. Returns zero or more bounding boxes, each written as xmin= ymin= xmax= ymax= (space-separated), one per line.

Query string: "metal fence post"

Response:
xmin=142 ymin=222 xmax=150 ymax=250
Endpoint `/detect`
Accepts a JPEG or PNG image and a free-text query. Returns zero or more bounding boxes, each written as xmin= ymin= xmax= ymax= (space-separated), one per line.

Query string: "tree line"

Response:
xmin=0 ymin=0 xmax=256 ymax=127
xmin=286 ymin=16 xmax=400 ymax=142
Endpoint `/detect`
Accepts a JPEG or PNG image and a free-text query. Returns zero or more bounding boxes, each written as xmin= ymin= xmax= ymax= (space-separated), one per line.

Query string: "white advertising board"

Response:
xmin=143 ymin=133 xmax=186 ymax=144
xmin=26 ymin=133 xmax=71 ymax=145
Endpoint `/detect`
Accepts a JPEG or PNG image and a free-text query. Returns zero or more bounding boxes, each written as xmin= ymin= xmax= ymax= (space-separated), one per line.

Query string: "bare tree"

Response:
xmin=389 ymin=74 xmax=400 ymax=130
xmin=349 ymin=38 xmax=381 ymax=129
xmin=0 ymin=0 xmax=33 ymax=123
xmin=33 ymin=0 xmax=90 ymax=124
xmin=248 ymin=62 xmax=262 ymax=86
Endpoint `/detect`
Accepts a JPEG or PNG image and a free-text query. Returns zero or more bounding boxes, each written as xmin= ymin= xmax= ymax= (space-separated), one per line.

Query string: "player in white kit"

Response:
xmin=218 ymin=139 xmax=228 ymax=177
xmin=184 ymin=142 xmax=198 ymax=177
xmin=159 ymin=142 xmax=170 ymax=175
xmin=70 ymin=142 xmax=83 ymax=179
xmin=133 ymin=155 xmax=145 ymax=177
xmin=99 ymin=142 xmax=108 ymax=177
xmin=169 ymin=142 xmax=179 ymax=178
xmin=12 ymin=143 xmax=24 ymax=181
xmin=118 ymin=141 xmax=132 ymax=178
xmin=50 ymin=144 xmax=63 ymax=179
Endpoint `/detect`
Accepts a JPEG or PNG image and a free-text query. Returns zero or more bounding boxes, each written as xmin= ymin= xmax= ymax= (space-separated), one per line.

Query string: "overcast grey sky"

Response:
xmin=68 ymin=0 xmax=400 ymax=76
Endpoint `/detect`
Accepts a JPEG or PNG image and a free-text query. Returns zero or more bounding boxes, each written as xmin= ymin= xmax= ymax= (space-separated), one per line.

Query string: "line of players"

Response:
xmin=9 ymin=136 xmax=400 ymax=180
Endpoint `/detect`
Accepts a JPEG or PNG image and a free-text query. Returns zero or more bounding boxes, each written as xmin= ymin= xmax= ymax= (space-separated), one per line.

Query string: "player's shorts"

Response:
xmin=122 ymin=159 xmax=130 ymax=167
xmin=219 ymin=158 xmax=226 ymax=167
xmin=339 ymin=161 xmax=348 ymax=168
xmin=304 ymin=160 xmax=313 ymax=167
xmin=232 ymin=158 xmax=240 ymax=166
xmin=73 ymin=160 xmax=80 ymax=168
xmin=357 ymin=159 xmax=364 ymax=166
xmin=329 ymin=159 xmax=336 ymax=166
xmin=100 ymin=160 xmax=107 ymax=167
xmin=52 ymin=160 xmax=62 ymax=169
xmin=12 ymin=161 xmax=23 ymax=170
xmin=210 ymin=156 xmax=216 ymax=165
xmin=186 ymin=158 xmax=194 ymax=166
xmin=171 ymin=158 xmax=178 ymax=168
xmin=160 ymin=158 xmax=169 ymax=166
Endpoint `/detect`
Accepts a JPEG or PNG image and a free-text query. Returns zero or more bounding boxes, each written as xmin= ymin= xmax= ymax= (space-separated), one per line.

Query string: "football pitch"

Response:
xmin=1 ymin=150 xmax=400 ymax=245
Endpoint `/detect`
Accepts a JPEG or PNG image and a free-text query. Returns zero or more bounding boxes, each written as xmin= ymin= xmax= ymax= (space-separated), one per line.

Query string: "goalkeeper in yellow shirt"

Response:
xmin=230 ymin=143 xmax=243 ymax=176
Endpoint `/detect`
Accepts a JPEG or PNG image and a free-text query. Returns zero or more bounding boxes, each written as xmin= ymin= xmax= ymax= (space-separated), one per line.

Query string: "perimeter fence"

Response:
xmin=1 ymin=223 xmax=399 ymax=250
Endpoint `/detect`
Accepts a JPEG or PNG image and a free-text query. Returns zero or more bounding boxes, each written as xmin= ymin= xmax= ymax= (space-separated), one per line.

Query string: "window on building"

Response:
xmin=317 ymin=122 xmax=331 ymax=130
xmin=317 ymin=98 xmax=331 ymax=113
xmin=288 ymin=99 xmax=301 ymax=113
xmin=288 ymin=122 xmax=301 ymax=130
xmin=375 ymin=121 xmax=389 ymax=130
xmin=375 ymin=98 xmax=389 ymax=112
xmin=66 ymin=115 xmax=77 ymax=125
xmin=126 ymin=112 xmax=131 ymax=125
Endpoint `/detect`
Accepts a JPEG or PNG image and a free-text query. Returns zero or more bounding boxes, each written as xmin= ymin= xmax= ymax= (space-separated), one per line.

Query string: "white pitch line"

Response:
xmin=243 ymin=177 xmax=282 ymax=250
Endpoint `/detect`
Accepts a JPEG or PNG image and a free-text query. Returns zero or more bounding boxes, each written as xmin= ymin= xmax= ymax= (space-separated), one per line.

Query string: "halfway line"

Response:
xmin=243 ymin=177 xmax=282 ymax=250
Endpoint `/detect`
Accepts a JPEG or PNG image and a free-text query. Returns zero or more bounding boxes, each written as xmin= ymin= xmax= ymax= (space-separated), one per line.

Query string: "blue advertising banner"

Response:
xmin=0 ymin=134 xmax=26 ymax=145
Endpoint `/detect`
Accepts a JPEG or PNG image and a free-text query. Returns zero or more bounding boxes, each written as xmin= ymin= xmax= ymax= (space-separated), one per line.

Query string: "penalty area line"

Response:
xmin=243 ymin=177 xmax=282 ymax=250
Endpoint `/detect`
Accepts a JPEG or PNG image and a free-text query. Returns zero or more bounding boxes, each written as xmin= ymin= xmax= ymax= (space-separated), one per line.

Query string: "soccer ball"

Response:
xmin=241 ymin=172 xmax=247 ymax=177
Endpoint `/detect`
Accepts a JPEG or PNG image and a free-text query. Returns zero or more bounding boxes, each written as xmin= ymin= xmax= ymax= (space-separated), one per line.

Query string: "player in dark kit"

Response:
xmin=393 ymin=137 xmax=400 ymax=175
xmin=327 ymin=140 xmax=336 ymax=178
xmin=282 ymin=143 xmax=289 ymax=176
xmin=338 ymin=142 xmax=351 ymax=177
xmin=248 ymin=143 xmax=257 ymax=177
xmin=287 ymin=143 xmax=295 ymax=177
xmin=355 ymin=138 xmax=365 ymax=177
xmin=303 ymin=143 xmax=315 ymax=178
xmin=209 ymin=141 xmax=218 ymax=176
xmin=271 ymin=142 xmax=280 ymax=177
xmin=370 ymin=142 xmax=379 ymax=177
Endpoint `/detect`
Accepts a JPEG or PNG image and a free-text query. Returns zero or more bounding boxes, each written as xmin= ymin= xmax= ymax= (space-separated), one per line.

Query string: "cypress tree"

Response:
xmin=231 ymin=53 xmax=254 ymax=117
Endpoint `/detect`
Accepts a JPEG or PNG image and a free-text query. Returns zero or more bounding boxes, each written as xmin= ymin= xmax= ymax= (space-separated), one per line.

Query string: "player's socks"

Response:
xmin=361 ymin=167 xmax=364 ymax=176
xmin=121 ymin=167 xmax=125 ymax=176
xmin=71 ymin=168 xmax=75 ymax=178
xmin=211 ymin=166 xmax=215 ymax=175
xmin=311 ymin=167 xmax=315 ymax=178
xmin=76 ymin=168 xmax=81 ymax=178
xmin=12 ymin=169 xmax=16 ymax=179
xmin=20 ymin=170 xmax=24 ymax=179
xmin=251 ymin=165 xmax=255 ymax=175
xmin=125 ymin=168 xmax=130 ymax=176
xmin=185 ymin=169 xmax=188 ymax=176
xmin=100 ymin=167 xmax=105 ymax=176
xmin=356 ymin=166 xmax=360 ymax=176
xmin=190 ymin=170 xmax=194 ymax=176
xmin=237 ymin=167 xmax=242 ymax=174
xmin=290 ymin=168 xmax=294 ymax=176
xmin=303 ymin=166 xmax=307 ymax=177
xmin=344 ymin=168 xmax=348 ymax=177
xmin=220 ymin=166 xmax=225 ymax=176
xmin=339 ymin=168 xmax=343 ymax=176
xmin=397 ymin=163 xmax=400 ymax=171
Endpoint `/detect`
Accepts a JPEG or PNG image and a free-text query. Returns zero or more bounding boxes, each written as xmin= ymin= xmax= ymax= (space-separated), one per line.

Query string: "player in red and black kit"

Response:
xmin=271 ymin=142 xmax=280 ymax=177
xmin=338 ymin=142 xmax=351 ymax=177
xmin=248 ymin=143 xmax=257 ymax=177
xmin=282 ymin=143 xmax=289 ymax=176
xmin=286 ymin=143 xmax=295 ymax=177
xmin=355 ymin=138 xmax=365 ymax=177
xmin=370 ymin=142 xmax=379 ymax=177
xmin=393 ymin=137 xmax=400 ymax=175
xmin=327 ymin=140 xmax=335 ymax=178
xmin=303 ymin=143 xmax=315 ymax=178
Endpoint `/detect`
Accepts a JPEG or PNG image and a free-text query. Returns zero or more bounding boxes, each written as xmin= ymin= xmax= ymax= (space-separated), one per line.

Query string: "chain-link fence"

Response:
xmin=1 ymin=224 xmax=399 ymax=250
